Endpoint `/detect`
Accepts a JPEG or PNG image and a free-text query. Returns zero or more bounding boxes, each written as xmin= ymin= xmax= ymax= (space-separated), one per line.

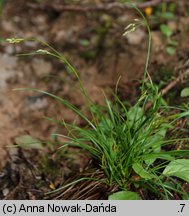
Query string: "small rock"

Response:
xmin=31 ymin=58 xmax=52 ymax=77
xmin=151 ymin=31 xmax=164 ymax=52
xmin=117 ymin=15 xmax=131 ymax=25
xmin=4 ymin=45 xmax=15 ymax=55
xmin=26 ymin=97 xmax=48 ymax=111
xmin=167 ymin=21 xmax=177 ymax=32
xmin=2 ymin=188 xmax=9 ymax=197
xmin=32 ymin=15 xmax=47 ymax=32
xmin=126 ymin=28 xmax=145 ymax=45
xmin=55 ymin=27 xmax=79 ymax=44
xmin=2 ymin=20 xmax=18 ymax=32
xmin=179 ymin=17 xmax=189 ymax=31
xmin=0 ymin=54 xmax=17 ymax=90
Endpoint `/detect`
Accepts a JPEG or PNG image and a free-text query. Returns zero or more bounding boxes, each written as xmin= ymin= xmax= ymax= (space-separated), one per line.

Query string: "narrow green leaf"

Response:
xmin=160 ymin=24 xmax=173 ymax=38
xmin=162 ymin=12 xmax=175 ymax=20
xmin=15 ymin=135 xmax=43 ymax=149
xmin=128 ymin=106 xmax=144 ymax=128
xmin=163 ymin=159 xmax=189 ymax=182
xmin=132 ymin=163 xmax=154 ymax=180
xmin=108 ymin=191 xmax=141 ymax=200
xmin=166 ymin=46 xmax=176 ymax=55
xmin=168 ymin=39 xmax=178 ymax=46
xmin=143 ymin=153 xmax=175 ymax=162
xmin=14 ymin=88 xmax=96 ymax=130
xmin=79 ymin=39 xmax=90 ymax=47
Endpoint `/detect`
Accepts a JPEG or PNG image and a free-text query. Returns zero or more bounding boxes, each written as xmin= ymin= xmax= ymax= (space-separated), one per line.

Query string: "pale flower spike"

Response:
xmin=6 ymin=38 xmax=25 ymax=44
xmin=122 ymin=23 xmax=136 ymax=37
xmin=123 ymin=19 xmax=142 ymax=37
xmin=35 ymin=49 xmax=51 ymax=55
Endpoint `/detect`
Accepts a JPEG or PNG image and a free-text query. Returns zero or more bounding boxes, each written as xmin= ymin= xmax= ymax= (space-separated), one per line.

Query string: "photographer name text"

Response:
xmin=2 ymin=203 xmax=117 ymax=214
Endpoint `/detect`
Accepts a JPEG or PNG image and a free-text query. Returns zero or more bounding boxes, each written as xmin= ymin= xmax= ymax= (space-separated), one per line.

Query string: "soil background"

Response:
xmin=0 ymin=0 xmax=189 ymax=199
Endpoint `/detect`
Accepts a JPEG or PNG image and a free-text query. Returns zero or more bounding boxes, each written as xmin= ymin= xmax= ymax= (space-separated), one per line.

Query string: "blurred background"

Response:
xmin=0 ymin=0 xmax=189 ymax=199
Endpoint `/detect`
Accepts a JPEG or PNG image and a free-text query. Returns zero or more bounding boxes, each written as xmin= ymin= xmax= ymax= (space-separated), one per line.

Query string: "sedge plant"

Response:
xmin=6 ymin=5 xmax=189 ymax=200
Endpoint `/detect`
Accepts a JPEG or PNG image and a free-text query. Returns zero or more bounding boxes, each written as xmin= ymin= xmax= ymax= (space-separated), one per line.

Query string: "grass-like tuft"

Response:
xmin=7 ymin=3 xmax=189 ymax=199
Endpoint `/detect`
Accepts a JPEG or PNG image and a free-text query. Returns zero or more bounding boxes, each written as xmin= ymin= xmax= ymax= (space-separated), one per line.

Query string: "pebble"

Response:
xmin=126 ymin=28 xmax=146 ymax=45
xmin=2 ymin=188 xmax=9 ymax=197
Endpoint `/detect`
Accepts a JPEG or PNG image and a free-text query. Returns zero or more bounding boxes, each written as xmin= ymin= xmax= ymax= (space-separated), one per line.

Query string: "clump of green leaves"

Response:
xmin=153 ymin=2 xmax=176 ymax=20
xmin=7 ymin=36 xmax=189 ymax=199
xmin=5 ymin=4 xmax=189 ymax=200
xmin=150 ymin=2 xmax=178 ymax=55
xmin=160 ymin=24 xmax=178 ymax=55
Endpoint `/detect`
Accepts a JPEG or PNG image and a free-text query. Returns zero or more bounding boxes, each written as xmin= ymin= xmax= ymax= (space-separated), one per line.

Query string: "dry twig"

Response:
xmin=145 ymin=69 xmax=189 ymax=109
xmin=160 ymin=69 xmax=189 ymax=96
xmin=28 ymin=0 xmax=176 ymax=13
